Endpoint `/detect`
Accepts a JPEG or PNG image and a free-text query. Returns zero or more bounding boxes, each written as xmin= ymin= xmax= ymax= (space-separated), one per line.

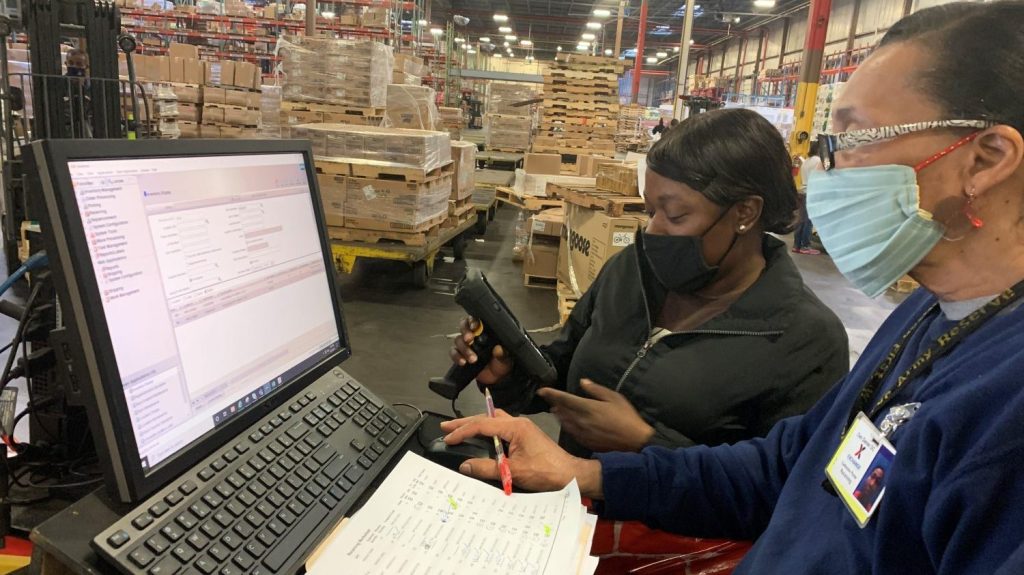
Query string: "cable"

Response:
xmin=0 ymin=277 xmax=46 ymax=441
xmin=0 ymin=251 xmax=48 ymax=299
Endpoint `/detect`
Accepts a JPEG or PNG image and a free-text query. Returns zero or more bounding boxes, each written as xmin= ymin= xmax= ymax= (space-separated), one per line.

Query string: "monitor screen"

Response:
xmin=65 ymin=152 xmax=341 ymax=474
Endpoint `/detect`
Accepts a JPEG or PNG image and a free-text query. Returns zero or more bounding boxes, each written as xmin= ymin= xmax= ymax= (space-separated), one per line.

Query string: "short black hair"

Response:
xmin=880 ymin=1 xmax=1024 ymax=133
xmin=647 ymin=108 xmax=798 ymax=234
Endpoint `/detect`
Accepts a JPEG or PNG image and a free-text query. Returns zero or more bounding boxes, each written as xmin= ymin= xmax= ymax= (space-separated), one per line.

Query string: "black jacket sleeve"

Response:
xmin=486 ymin=279 xmax=598 ymax=415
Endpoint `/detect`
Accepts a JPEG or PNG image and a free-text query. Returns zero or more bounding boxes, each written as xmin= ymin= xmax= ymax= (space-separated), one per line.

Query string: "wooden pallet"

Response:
xmin=315 ymin=160 xmax=454 ymax=182
xmin=495 ymin=186 xmax=565 ymax=211
xmin=524 ymin=274 xmax=558 ymax=290
xmin=557 ymin=281 xmax=580 ymax=325
xmin=281 ymin=100 xmax=386 ymax=117
xmin=448 ymin=197 xmax=475 ymax=217
xmin=548 ymin=184 xmax=645 ymax=216
xmin=328 ymin=214 xmax=447 ymax=247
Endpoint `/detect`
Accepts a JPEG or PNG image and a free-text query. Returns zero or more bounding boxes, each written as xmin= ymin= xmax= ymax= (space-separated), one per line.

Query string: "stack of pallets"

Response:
xmin=534 ymin=55 xmax=624 ymax=156
xmin=615 ymin=105 xmax=646 ymax=152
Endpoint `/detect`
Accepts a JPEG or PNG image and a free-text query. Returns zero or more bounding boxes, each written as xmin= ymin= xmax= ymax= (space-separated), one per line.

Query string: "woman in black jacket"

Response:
xmin=452 ymin=108 xmax=850 ymax=457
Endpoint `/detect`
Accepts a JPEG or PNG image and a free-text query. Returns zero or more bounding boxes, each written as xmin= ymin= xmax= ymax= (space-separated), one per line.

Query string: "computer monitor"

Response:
xmin=26 ymin=139 xmax=350 ymax=503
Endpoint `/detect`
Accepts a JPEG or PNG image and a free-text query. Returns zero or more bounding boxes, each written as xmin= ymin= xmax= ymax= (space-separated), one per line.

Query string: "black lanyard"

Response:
xmin=823 ymin=278 xmax=1024 ymax=497
xmin=842 ymin=279 xmax=1024 ymax=436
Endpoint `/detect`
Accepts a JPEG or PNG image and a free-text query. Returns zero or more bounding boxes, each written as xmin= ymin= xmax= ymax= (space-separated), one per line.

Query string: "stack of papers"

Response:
xmin=307 ymin=452 xmax=599 ymax=574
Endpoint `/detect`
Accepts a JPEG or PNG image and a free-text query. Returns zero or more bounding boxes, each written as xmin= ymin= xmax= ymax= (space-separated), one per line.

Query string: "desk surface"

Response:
xmin=30 ymin=413 xmax=448 ymax=575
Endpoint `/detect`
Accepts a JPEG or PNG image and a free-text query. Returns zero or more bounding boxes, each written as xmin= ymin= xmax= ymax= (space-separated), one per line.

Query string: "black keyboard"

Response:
xmin=93 ymin=369 xmax=421 ymax=575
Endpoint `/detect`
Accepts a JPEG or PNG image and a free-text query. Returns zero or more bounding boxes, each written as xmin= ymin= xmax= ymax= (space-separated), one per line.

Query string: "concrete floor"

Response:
xmin=0 ymin=204 xmax=905 ymax=445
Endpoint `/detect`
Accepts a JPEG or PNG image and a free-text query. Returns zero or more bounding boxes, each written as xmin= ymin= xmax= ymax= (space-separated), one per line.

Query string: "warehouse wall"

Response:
xmin=684 ymin=0 xmax=969 ymax=95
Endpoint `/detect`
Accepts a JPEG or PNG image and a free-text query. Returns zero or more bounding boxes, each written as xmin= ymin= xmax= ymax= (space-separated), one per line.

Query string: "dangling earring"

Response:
xmin=963 ymin=187 xmax=984 ymax=229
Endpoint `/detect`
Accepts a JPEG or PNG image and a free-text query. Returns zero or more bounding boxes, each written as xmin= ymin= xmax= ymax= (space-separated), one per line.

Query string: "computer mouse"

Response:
xmin=424 ymin=435 xmax=495 ymax=471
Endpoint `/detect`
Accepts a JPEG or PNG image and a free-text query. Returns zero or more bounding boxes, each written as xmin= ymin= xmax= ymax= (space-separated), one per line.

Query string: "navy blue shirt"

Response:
xmin=596 ymin=290 xmax=1024 ymax=573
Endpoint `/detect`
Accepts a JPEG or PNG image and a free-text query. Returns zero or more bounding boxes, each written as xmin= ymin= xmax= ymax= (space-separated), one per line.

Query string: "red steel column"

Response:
xmin=631 ymin=0 xmax=648 ymax=104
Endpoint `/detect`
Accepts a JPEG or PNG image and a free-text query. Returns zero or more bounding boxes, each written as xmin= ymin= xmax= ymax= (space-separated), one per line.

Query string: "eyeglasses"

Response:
xmin=818 ymin=119 xmax=996 ymax=171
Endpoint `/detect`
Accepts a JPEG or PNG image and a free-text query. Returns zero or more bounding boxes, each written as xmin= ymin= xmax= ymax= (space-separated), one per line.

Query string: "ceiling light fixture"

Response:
xmin=498 ymin=26 xmax=512 ymax=33
xmin=673 ymin=46 xmax=680 ymax=52
xmin=503 ymin=41 xmax=510 ymax=47
xmin=734 ymin=16 xmax=741 ymax=22
xmin=753 ymin=0 xmax=776 ymax=7
xmin=586 ymin=21 xmax=602 ymax=30
xmin=321 ymin=10 xmax=335 ymax=18
xmin=578 ymin=41 xmax=591 ymax=47
xmin=468 ymin=49 xmax=477 ymax=54
xmin=593 ymin=8 xmax=611 ymax=17
xmin=521 ymin=39 xmax=533 ymax=46
xmin=430 ymin=27 xmax=443 ymax=36
xmin=494 ymin=53 xmax=502 ymax=58
xmin=493 ymin=14 xmax=508 ymax=22
xmin=454 ymin=37 xmax=465 ymax=43
xmin=479 ymin=36 xmax=490 ymax=42
xmin=656 ymin=51 xmax=667 ymax=57
xmin=646 ymin=56 xmax=658 ymax=64
xmin=556 ymin=46 xmax=562 ymax=51
xmin=505 ymin=35 xmax=517 ymax=41
xmin=690 ymin=39 xmax=695 ymax=45
xmin=604 ymin=48 xmax=613 ymax=55
xmin=581 ymin=32 xmax=596 ymax=41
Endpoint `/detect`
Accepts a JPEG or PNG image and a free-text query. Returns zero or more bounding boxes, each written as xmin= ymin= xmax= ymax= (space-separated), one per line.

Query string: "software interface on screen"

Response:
xmin=67 ymin=153 xmax=342 ymax=473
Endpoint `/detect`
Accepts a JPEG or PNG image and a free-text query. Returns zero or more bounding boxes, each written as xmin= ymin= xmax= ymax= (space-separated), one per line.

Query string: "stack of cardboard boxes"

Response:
xmin=277 ymin=36 xmax=392 ymax=132
xmin=293 ymin=124 xmax=455 ymax=238
xmin=483 ymin=82 xmax=536 ymax=153
xmin=437 ymin=107 xmax=464 ymax=140
xmin=447 ymin=141 xmax=477 ymax=228
xmin=524 ymin=208 xmax=563 ymax=289
xmin=595 ymin=163 xmax=640 ymax=197
xmin=199 ymin=59 xmax=262 ymax=138
xmin=535 ymin=54 xmax=623 ymax=156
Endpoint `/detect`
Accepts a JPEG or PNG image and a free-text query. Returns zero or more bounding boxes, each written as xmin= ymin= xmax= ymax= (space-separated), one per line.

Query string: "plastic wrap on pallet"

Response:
xmin=259 ymin=85 xmax=283 ymax=138
xmin=292 ymin=123 xmax=452 ymax=172
xmin=488 ymin=82 xmax=539 ymax=116
xmin=344 ymin=175 xmax=452 ymax=229
xmin=276 ymin=36 xmax=392 ymax=107
xmin=385 ymin=84 xmax=438 ymax=130
xmin=451 ymin=141 xmax=477 ymax=201
xmin=395 ymin=54 xmax=429 ymax=77
xmin=484 ymin=114 xmax=532 ymax=150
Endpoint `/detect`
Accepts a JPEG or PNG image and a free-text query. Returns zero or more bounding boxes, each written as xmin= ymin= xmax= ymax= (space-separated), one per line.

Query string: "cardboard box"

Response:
xmin=178 ymin=103 xmax=201 ymax=123
xmin=596 ymin=163 xmax=640 ymax=196
xmin=524 ymin=236 xmax=560 ymax=280
xmin=225 ymin=89 xmax=249 ymax=108
xmin=514 ymin=169 xmax=595 ymax=197
xmin=203 ymin=87 xmax=226 ymax=105
xmin=171 ymin=84 xmax=202 ymax=104
xmin=451 ymin=140 xmax=477 ymax=201
xmin=184 ymin=58 xmax=204 ymax=85
xmin=385 ymin=84 xmax=437 ymax=130
xmin=199 ymin=124 xmax=220 ymax=138
xmin=220 ymin=126 xmax=243 ymax=139
xmin=179 ymin=122 xmax=200 ymax=138
xmin=246 ymin=92 xmax=261 ymax=109
xmin=170 ymin=57 xmax=185 ymax=83
xmin=530 ymin=208 xmax=564 ymax=238
xmin=169 ymin=42 xmax=199 ymax=60
xmin=525 ymin=153 xmax=562 ymax=175
xmin=234 ymin=62 xmax=258 ymax=90
xmin=223 ymin=107 xmax=259 ymax=126
xmin=317 ymin=174 xmax=347 ymax=227
xmin=577 ymin=155 xmax=616 ymax=177
xmin=157 ymin=56 xmax=171 ymax=81
xmin=557 ymin=204 xmax=645 ymax=294
xmin=219 ymin=61 xmax=236 ymax=87
xmin=202 ymin=105 xmax=225 ymax=124
xmin=343 ymin=175 xmax=451 ymax=231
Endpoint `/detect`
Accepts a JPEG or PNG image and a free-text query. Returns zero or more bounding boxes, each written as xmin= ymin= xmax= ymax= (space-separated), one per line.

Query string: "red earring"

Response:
xmin=963 ymin=187 xmax=984 ymax=229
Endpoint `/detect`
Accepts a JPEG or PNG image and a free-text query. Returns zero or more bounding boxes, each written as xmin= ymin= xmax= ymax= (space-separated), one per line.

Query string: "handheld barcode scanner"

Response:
xmin=429 ymin=268 xmax=557 ymax=401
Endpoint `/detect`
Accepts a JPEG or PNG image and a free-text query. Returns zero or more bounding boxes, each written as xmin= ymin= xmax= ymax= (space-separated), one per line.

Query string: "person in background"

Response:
xmin=652 ymin=118 xmax=666 ymax=135
xmin=669 ymin=118 xmax=679 ymax=130
xmin=443 ymin=3 xmax=1024 ymax=573
xmin=64 ymin=48 xmax=91 ymax=138
xmin=793 ymin=142 xmax=823 ymax=254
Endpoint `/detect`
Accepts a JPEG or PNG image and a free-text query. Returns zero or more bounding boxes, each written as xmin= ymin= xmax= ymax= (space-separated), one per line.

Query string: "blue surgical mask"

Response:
xmin=806 ymin=165 xmax=944 ymax=298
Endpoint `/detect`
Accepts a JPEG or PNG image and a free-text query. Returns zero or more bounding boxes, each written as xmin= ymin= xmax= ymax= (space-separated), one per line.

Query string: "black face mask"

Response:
xmin=641 ymin=207 xmax=739 ymax=293
xmin=66 ymin=67 xmax=86 ymax=77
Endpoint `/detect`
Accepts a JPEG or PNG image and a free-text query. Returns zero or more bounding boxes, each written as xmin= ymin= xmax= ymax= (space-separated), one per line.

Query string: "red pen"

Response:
xmin=484 ymin=388 xmax=513 ymax=496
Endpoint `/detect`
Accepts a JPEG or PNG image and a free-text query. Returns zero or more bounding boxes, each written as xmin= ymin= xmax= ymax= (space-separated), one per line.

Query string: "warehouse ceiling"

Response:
xmin=430 ymin=0 xmax=809 ymax=63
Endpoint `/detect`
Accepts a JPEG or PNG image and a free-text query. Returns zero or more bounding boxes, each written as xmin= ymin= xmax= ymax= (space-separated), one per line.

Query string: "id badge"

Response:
xmin=825 ymin=412 xmax=897 ymax=528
